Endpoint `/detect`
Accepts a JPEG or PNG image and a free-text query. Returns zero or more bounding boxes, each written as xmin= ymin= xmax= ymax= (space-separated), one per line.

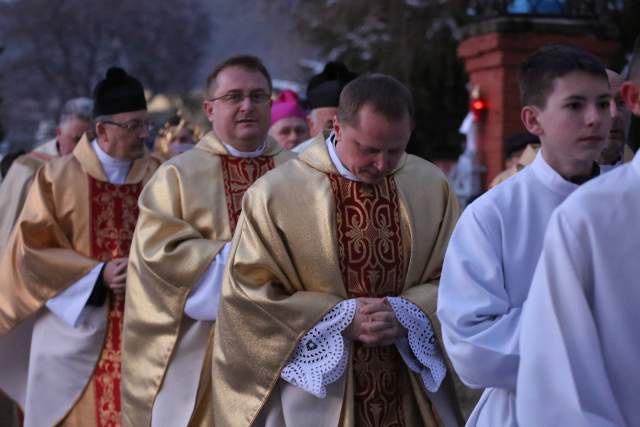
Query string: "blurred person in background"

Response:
xmin=0 ymin=97 xmax=94 ymax=255
xmin=269 ymin=90 xmax=309 ymax=150
xmin=153 ymin=114 xmax=201 ymax=160
xmin=293 ymin=61 xmax=357 ymax=153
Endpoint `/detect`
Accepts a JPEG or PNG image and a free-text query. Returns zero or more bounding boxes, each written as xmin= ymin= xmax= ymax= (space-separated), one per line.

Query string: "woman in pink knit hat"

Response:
xmin=269 ymin=90 xmax=310 ymax=150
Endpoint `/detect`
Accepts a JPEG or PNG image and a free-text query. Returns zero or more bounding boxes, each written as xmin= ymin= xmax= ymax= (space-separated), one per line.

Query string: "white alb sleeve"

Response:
xmin=184 ymin=243 xmax=230 ymax=321
xmin=388 ymin=296 xmax=447 ymax=392
xmin=280 ymin=299 xmax=356 ymax=398
xmin=45 ymin=262 xmax=104 ymax=327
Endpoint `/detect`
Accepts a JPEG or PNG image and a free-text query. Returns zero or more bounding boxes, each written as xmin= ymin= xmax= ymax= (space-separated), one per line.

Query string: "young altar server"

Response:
xmin=516 ymin=39 xmax=640 ymax=427
xmin=437 ymin=44 xmax=612 ymax=426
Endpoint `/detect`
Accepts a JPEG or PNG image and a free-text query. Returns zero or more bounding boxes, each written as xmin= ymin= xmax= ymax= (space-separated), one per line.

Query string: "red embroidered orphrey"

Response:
xmin=89 ymin=177 xmax=141 ymax=427
xmin=329 ymin=174 xmax=408 ymax=427
xmin=220 ymin=156 xmax=274 ymax=232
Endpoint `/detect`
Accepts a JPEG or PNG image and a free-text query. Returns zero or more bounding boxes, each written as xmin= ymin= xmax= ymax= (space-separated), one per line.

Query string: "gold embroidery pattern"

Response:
xmin=220 ymin=156 xmax=274 ymax=232
xmin=89 ymin=177 xmax=141 ymax=426
xmin=89 ymin=179 xmax=141 ymax=262
xmin=93 ymin=296 xmax=124 ymax=427
xmin=329 ymin=174 xmax=407 ymax=427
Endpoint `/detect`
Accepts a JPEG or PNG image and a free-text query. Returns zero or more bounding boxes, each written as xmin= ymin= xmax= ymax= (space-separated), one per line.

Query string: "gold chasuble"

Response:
xmin=122 ymin=132 xmax=293 ymax=427
xmin=0 ymin=136 xmax=159 ymax=426
xmin=212 ymin=135 xmax=462 ymax=427
xmin=0 ymin=138 xmax=60 ymax=256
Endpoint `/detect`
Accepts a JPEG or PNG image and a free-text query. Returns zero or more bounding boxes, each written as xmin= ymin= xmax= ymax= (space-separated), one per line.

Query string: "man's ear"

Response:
xmin=55 ymin=126 xmax=62 ymax=139
xmin=203 ymin=100 xmax=215 ymax=123
xmin=621 ymin=81 xmax=640 ymax=116
xmin=95 ymin=122 xmax=108 ymax=142
xmin=306 ymin=114 xmax=315 ymax=133
xmin=521 ymin=106 xmax=543 ymax=136
xmin=333 ymin=115 xmax=342 ymax=141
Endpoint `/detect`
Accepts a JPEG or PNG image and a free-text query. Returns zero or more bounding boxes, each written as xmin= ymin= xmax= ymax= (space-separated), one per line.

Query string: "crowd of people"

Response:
xmin=0 ymin=39 xmax=638 ymax=427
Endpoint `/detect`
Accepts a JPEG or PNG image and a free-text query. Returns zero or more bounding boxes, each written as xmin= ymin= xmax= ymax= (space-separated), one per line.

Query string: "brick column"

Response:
xmin=458 ymin=18 xmax=617 ymax=189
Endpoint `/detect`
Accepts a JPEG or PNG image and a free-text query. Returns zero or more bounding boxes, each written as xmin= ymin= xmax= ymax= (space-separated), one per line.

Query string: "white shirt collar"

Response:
xmin=531 ymin=149 xmax=580 ymax=197
xmin=599 ymin=161 xmax=621 ymax=174
xmin=632 ymin=150 xmax=640 ymax=177
xmin=325 ymin=133 xmax=361 ymax=182
xmin=91 ymin=139 xmax=132 ymax=184
xmin=222 ymin=141 xmax=265 ymax=158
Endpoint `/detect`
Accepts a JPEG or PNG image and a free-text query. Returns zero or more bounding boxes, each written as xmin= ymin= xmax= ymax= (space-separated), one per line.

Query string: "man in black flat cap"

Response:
xmin=293 ymin=61 xmax=357 ymax=153
xmin=0 ymin=67 xmax=160 ymax=426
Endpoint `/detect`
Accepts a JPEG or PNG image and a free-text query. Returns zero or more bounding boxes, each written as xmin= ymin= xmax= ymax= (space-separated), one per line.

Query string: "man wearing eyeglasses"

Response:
xmin=0 ymin=67 xmax=160 ymax=426
xmin=121 ymin=55 xmax=294 ymax=426
xmin=0 ymin=97 xmax=94 ymax=255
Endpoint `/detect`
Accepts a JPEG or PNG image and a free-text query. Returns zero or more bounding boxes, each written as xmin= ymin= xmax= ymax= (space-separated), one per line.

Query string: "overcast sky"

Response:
xmin=203 ymin=1 xmax=321 ymax=86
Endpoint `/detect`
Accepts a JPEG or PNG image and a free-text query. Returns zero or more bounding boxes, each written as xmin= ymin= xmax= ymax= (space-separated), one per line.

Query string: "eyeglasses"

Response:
xmin=100 ymin=119 xmax=152 ymax=132
xmin=208 ymin=90 xmax=271 ymax=105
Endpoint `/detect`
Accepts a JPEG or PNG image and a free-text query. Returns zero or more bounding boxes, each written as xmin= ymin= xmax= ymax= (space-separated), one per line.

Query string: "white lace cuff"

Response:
xmin=280 ymin=299 xmax=356 ymax=398
xmin=388 ymin=296 xmax=447 ymax=392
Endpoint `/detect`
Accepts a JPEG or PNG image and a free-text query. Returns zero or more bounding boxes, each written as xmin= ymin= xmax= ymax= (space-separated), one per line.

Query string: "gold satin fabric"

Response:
xmin=0 ymin=136 xmax=159 ymax=334
xmin=121 ymin=132 xmax=294 ymax=427
xmin=0 ymin=139 xmax=59 ymax=259
xmin=212 ymin=134 xmax=461 ymax=427
xmin=0 ymin=155 xmax=47 ymax=258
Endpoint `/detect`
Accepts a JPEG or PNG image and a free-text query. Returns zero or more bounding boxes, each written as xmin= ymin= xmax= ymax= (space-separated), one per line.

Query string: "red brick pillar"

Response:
xmin=458 ymin=19 xmax=617 ymax=189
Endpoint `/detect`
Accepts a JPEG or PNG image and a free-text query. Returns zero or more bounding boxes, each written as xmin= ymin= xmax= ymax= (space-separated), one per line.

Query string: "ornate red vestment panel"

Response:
xmin=329 ymin=174 xmax=407 ymax=427
xmin=89 ymin=177 xmax=141 ymax=427
xmin=220 ymin=156 xmax=274 ymax=232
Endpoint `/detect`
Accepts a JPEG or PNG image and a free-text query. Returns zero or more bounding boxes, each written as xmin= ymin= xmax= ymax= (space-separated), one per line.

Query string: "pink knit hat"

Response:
xmin=271 ymin=90 xmax=306 ymax=125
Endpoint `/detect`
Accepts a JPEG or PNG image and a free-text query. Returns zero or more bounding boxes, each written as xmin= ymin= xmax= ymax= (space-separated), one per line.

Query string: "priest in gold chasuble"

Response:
xmin=122 ymin=55 xmax=294 ymax=427
xmin=213 ymin=74 xmax=464 ymax=427
xmin=0 ymin=67 xmax=159 ymax=427
xmin=0 ymin=97 xmax=94 ymax=256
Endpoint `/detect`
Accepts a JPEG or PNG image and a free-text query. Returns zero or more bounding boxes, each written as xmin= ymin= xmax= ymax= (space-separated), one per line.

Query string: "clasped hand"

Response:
xmin=342 ymin=297 xmax=407 ymax=346
xmin=103 ymin=257 xmax=128 ymax=295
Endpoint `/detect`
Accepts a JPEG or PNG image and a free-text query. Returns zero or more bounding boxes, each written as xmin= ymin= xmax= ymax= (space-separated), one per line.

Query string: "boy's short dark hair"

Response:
xmin=206 ymin=55 xmax=272 ymax=95
xmin=338 ymin=73 xmax=414 ymax=128
xmin=519 ymin=44 xmax=608 ymax=108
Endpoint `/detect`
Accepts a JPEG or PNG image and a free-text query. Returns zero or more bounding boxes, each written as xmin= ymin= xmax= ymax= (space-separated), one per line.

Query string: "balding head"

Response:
xmin=621 ymin=36 xmax=640 ymax=117
xmin=606 ymin=69 xmax=624 ymax=96
xmin=599 ymin=69 xmax=631 ymax=165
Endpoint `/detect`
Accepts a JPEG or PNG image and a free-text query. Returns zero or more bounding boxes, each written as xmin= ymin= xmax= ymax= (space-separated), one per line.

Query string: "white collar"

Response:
xmin=531 ymin=150 xmax=580 ymax=197
xmin=222 ymin=141 xmax=265 ymax=158
xmin=632 ymin=150 xmax=640 ymax=177
xmin=91 ymin=139 xmax=132 ymax=184
xmin=325 ymin=133 xmax=361 ymax=182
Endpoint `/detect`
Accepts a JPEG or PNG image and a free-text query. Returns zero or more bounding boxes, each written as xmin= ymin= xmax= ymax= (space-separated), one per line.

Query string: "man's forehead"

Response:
xmin=214 ymin=66 xmax=270 ymax=91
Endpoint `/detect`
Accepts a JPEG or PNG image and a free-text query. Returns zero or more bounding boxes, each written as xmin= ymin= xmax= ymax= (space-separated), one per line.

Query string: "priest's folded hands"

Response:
xmin=342 ymin=297 xmax=408 ymax=346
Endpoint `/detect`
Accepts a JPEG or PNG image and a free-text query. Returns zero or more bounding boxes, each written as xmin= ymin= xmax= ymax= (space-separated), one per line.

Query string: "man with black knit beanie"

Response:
xmin=0 ymin=67 xmax=159 ymax=426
